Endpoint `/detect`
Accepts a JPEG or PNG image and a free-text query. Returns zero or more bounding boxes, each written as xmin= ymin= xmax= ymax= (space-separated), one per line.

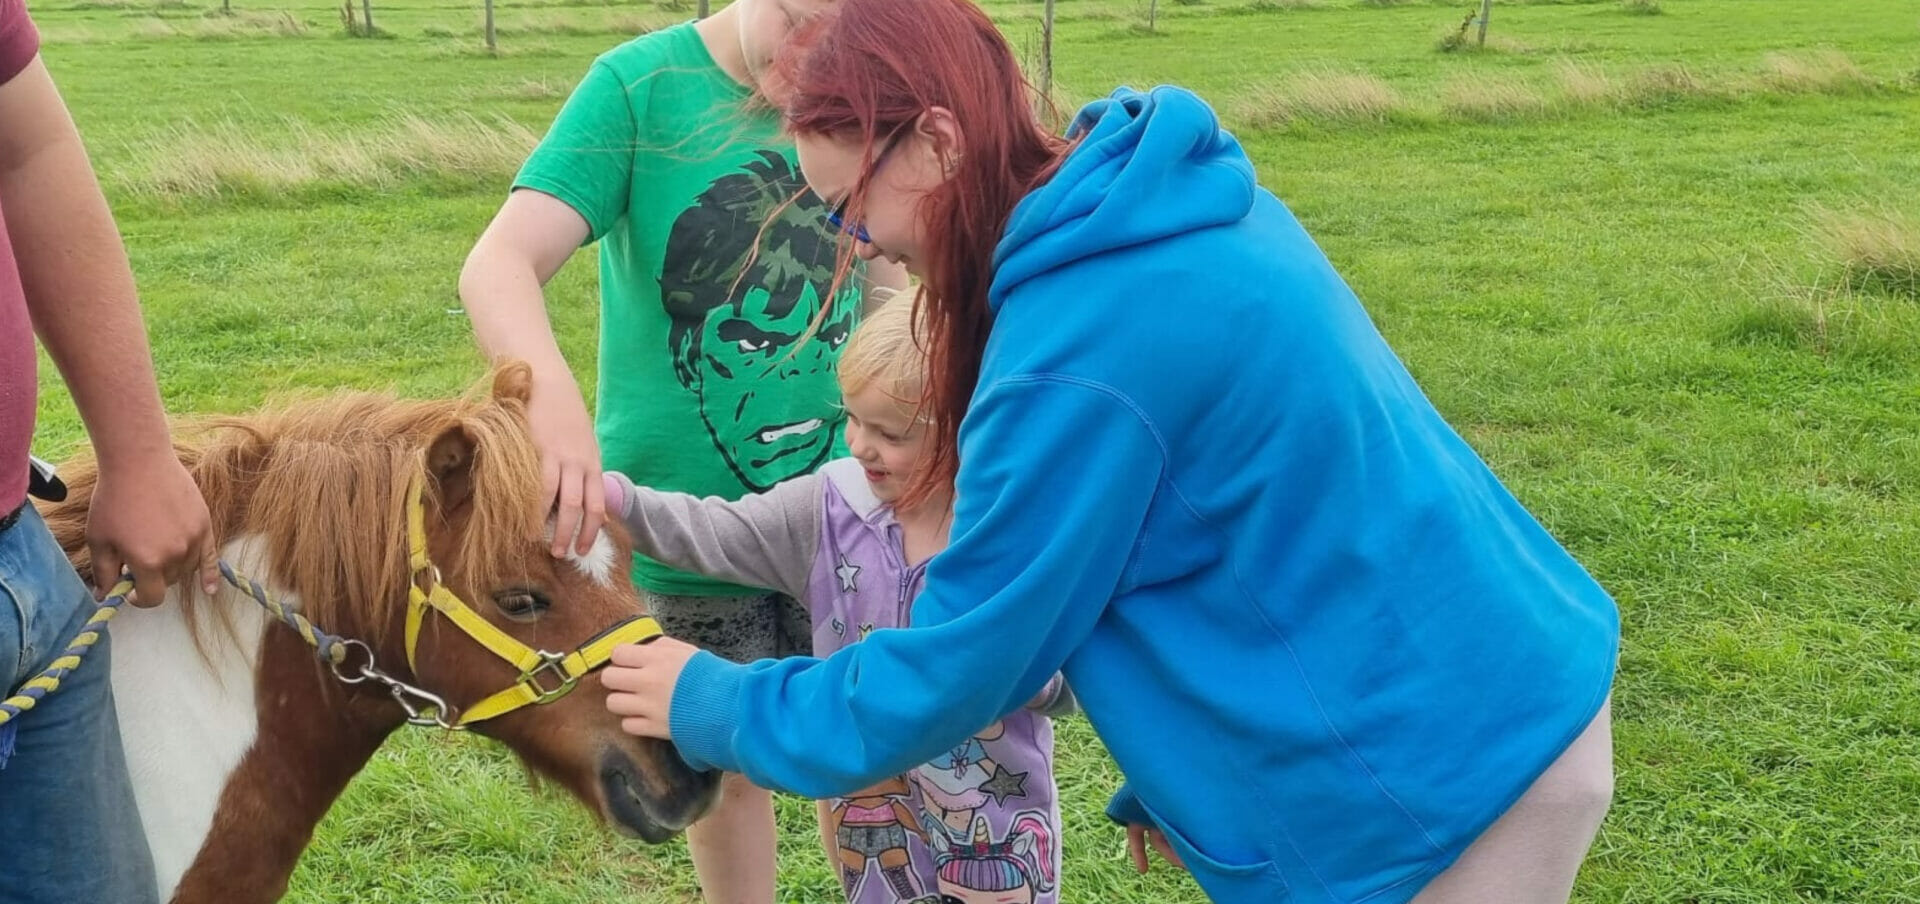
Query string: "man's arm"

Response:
xmin=0 ymin=56 xmax=214 ymax=604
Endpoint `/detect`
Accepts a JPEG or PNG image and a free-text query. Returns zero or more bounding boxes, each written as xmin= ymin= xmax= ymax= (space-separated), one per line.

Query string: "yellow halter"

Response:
xmin=400 ymin=471 xmax=660 ymax=728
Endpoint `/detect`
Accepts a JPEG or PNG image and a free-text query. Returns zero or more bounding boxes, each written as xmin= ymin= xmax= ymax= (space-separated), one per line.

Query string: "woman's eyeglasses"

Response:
xmin=824 ymin=126 xmax=910 ymax=244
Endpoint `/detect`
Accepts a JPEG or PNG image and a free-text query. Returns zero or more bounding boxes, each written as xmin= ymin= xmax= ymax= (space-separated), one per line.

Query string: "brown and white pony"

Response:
xmin=37 ymin=363 xmax=718 ymax=903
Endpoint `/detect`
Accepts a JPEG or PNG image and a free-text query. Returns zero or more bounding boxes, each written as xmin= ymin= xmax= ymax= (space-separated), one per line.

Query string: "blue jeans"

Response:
xmin=0 ymin=505 xmax=157 ymax=904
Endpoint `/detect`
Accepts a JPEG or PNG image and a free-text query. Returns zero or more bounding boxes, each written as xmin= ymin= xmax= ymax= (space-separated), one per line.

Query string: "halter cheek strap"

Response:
xmin=400 ymin=472 xmax=660 ymax=728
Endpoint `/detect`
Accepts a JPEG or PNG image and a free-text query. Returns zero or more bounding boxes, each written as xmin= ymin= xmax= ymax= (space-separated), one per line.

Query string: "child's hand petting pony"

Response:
xmin=603 ymin=635 xmax=699 ymax=740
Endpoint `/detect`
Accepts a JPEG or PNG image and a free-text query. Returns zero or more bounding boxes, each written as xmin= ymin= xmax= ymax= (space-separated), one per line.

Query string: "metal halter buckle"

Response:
xmin=522 ymin=651 xmax=578 ymax=703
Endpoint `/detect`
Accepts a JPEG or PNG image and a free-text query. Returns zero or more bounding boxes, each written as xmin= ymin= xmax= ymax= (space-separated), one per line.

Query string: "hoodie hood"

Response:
xmin=990 ymin=85 xmax=1257 ymax=312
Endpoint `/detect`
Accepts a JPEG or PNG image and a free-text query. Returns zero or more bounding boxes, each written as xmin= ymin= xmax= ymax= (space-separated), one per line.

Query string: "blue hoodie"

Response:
xmin=672 ymin=85 xmax=1619 ymax=904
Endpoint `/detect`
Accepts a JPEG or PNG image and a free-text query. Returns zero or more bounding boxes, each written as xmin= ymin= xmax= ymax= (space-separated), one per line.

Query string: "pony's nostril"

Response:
xmin=598 ymin=747 xmax=721 ymax=841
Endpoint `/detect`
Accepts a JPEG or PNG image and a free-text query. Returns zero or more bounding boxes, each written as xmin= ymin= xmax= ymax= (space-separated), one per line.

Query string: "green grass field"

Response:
xmin=28 ymin=0 xmax=1920 ymax=900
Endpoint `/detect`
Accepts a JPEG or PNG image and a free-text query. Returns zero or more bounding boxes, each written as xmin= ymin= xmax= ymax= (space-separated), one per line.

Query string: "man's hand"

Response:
xmin=88 ymin=452 xmax=216 ymax=605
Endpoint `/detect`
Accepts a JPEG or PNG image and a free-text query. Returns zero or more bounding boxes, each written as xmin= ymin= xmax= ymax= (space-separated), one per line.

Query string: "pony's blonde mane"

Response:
xmin=38 ymin=364 xmax=547 ymax=650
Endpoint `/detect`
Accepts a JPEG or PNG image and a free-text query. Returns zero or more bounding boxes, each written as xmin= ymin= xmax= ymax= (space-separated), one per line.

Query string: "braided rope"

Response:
xmin=1 ymin=561 xmax=351 ymax=734
xmin=217 ymin=561 xmax=349 ymax=665
xmin=0 ymin=578 xmax=130 ymax=728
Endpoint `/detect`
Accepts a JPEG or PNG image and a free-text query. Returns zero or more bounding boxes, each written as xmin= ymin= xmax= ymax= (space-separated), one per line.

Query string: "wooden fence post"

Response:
xmin=1040 ymin=0 xmax=1055 ymax=97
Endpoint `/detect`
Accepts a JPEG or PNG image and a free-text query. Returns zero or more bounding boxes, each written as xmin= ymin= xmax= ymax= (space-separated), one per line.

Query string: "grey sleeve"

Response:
xmin=607 ymin=472 xmax=822 ymax=600
xmin=1025 ymin=673 xmax=1080 ymax=719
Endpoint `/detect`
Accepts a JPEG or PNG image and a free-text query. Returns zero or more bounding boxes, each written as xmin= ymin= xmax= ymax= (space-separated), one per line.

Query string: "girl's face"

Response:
xmin=795 ymin=119 xmax=951 ymax=276
xmin=841 ymin=381 xmax=931 ymax=505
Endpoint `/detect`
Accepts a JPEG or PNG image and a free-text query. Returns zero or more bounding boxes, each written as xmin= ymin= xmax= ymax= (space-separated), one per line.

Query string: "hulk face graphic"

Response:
xmin=662 ymin=151 xmax=861 ymax=492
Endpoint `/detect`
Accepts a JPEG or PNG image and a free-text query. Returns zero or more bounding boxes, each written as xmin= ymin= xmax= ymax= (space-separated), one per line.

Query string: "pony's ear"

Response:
xmin=491 ymin=360 xmax=534 ymax=406
xmin=426 ymin=425 xmax=477 ymax=514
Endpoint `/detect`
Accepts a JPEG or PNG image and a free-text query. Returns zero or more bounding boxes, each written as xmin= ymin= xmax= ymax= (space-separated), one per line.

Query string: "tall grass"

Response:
xmin=1441 ymin=73 xmax=1551 ymax=119
xmin=1761 ymin=50 xmax=1875 ymax=95
xmin=1236 ymin=69 xmax=1402 ymax=127
xmin=109 ymin=115 xmax=539 ymax=202
xmin=1810 ymin=205 xmax=1920 ymax=297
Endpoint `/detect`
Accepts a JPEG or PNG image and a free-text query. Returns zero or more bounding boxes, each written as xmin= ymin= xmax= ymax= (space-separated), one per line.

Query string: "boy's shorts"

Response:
xmin=641 ymin=589 xmax=812 ymax=663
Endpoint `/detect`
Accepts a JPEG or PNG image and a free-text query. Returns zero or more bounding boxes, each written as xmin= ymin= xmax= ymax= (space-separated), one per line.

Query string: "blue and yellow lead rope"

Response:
xmin=216 ymin=561 xmax=351 ymax=666
xmin=0 ymin=563 xmax=348 ymax=737
xmin=0 ymin=577 xmax=131 ymax=732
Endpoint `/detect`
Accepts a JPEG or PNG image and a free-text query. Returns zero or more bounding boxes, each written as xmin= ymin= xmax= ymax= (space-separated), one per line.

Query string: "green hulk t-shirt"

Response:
xmin=515 ymin=22 xmax=865 ymax=596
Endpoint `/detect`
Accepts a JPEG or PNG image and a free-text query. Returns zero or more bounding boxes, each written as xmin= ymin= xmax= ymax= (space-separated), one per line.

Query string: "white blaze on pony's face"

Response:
xmin=110 ymin=534 xmax=280 ymax=901
xmin=546 ymin=521 xmax=618 ymax=588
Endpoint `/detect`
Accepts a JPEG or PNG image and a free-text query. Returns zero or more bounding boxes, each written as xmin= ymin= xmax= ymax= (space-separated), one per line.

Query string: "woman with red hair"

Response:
xmin=605 ymin=0 xmax=1620 ymax=901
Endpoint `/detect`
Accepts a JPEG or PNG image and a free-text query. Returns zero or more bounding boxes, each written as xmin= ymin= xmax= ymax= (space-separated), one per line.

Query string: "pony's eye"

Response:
xmin=493 ymin=588 xmax=550 ymax=622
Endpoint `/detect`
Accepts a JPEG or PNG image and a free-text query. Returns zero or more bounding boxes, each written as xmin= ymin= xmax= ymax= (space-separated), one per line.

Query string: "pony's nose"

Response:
xmin=600 ymin=743 xmax=720 ymax=839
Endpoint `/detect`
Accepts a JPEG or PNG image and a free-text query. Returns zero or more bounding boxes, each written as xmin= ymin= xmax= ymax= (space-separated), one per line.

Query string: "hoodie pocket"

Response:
xmin=1140 ymin=797 xmax=1291 ymax=902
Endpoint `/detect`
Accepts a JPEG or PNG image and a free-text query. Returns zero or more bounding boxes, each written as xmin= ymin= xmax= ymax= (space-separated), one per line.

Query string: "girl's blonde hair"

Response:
xmin=838 ymin=285 xmax=929 ymax=414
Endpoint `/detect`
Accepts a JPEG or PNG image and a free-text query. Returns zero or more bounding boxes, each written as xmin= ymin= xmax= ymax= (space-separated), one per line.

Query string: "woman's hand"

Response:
xmin=603 ymin=635 xmax=701 ymax=739
xmin=1127 ymin=823 xmax=1186 ymax=874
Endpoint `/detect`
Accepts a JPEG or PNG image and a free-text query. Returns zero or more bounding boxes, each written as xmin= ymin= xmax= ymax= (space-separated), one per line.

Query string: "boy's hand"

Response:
xmin=527 ymin=378 xmax=603 ymax=558
xmin=1126 ymin=823 xmax=1186 ymax=874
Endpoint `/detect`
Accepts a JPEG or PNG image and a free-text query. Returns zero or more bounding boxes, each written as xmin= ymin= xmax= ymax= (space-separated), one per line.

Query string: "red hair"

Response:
xmin=774 ymin=0 xmax=1067 ymax=507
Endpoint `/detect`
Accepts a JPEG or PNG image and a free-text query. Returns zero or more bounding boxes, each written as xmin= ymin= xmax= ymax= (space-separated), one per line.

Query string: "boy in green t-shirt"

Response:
xmin=459 ymin=0 xmax=903 ymax=899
